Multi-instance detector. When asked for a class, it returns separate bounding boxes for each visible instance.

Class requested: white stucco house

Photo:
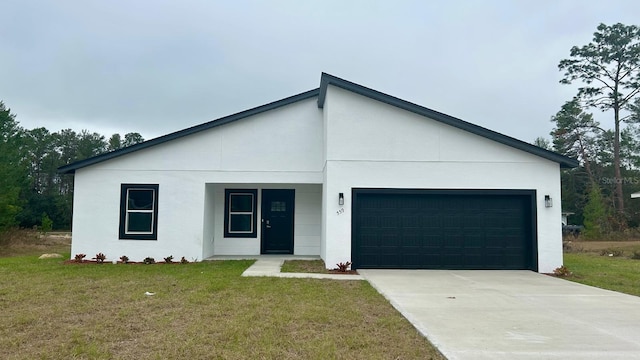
[59,73,578,272]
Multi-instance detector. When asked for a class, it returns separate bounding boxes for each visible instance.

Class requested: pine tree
[582,186,609,239]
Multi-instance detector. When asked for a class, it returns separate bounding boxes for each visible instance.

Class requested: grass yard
[563,253,640,297]
[562,239,640,297]
[0,240,443,359]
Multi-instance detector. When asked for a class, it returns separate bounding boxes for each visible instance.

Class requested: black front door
[261,189,295,254]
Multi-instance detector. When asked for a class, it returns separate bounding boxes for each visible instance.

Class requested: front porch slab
[213,256,364,280]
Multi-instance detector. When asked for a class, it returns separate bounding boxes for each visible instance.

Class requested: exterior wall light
[339,193,344,206]
[545,195,553,208]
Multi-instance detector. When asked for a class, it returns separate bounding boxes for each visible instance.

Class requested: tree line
[0,101,144,231]
[538,23,640,237]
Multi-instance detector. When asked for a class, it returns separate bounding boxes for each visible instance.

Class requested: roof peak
[317,73,577,169]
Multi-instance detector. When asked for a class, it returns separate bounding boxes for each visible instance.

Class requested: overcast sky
[1,1,639,143]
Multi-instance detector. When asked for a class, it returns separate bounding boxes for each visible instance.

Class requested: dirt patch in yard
[0,229,71,257]
[564,240,640,252]
[563,239,640,261]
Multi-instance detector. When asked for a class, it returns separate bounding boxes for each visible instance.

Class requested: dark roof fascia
[58,88,320,174]
[317,72,579,169]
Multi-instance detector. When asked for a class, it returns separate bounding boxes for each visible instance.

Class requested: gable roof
[58,89,319,174]
[318,73,578,169]
[59,73,578,174]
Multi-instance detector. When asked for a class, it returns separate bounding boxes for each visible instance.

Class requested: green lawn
[563,253,640,297]
[0,254,444,359]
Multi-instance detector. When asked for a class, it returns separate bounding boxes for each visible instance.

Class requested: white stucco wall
[321,85,562,273]
[71,169,206,262]
[70,98,323,262]
[91,98,324,173]
[202,184,216,259]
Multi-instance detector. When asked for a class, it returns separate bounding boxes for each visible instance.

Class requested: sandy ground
[0,230,71,256]
[564,239,640,251]
[40,232,72,243]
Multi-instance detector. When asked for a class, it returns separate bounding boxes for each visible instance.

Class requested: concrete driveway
[359,270,640,360]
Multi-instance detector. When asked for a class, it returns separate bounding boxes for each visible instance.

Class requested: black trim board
[58,73,578,174]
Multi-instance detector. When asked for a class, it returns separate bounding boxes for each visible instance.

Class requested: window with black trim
[119,184,159,240]
[224,189,257,238]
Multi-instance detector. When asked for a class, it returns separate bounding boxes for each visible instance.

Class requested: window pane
[128,212,153,232]
[271,201,286,212]
[128,189,154,210]
[229,214,252,232]
[230,194,253,212]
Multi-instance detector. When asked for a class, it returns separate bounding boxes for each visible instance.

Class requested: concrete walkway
[360,270,640,360]
[238,256,363,280]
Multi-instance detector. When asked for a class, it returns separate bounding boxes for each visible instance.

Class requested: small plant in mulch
[143,257,155,265]
[599,249,624,257]
[93,253,107,263]
[163,255,174,264]
[119,255,130,264]
[553,265,572,277]
[180,256,189,264]
[74,253,86,262]
[334,261,352,272]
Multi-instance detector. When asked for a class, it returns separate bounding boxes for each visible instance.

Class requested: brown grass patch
[0,229,71,257]
[570,240,640,252]
[563,239,640,259]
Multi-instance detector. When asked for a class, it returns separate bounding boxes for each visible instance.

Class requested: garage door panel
[353,190,536,270]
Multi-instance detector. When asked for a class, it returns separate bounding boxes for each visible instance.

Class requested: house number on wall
[336,208,345,215]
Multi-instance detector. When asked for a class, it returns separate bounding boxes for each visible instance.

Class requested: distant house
[561,212,575,226]
[58,73,578,272]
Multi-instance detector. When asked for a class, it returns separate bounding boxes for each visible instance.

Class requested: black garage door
[352,189,537,270]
